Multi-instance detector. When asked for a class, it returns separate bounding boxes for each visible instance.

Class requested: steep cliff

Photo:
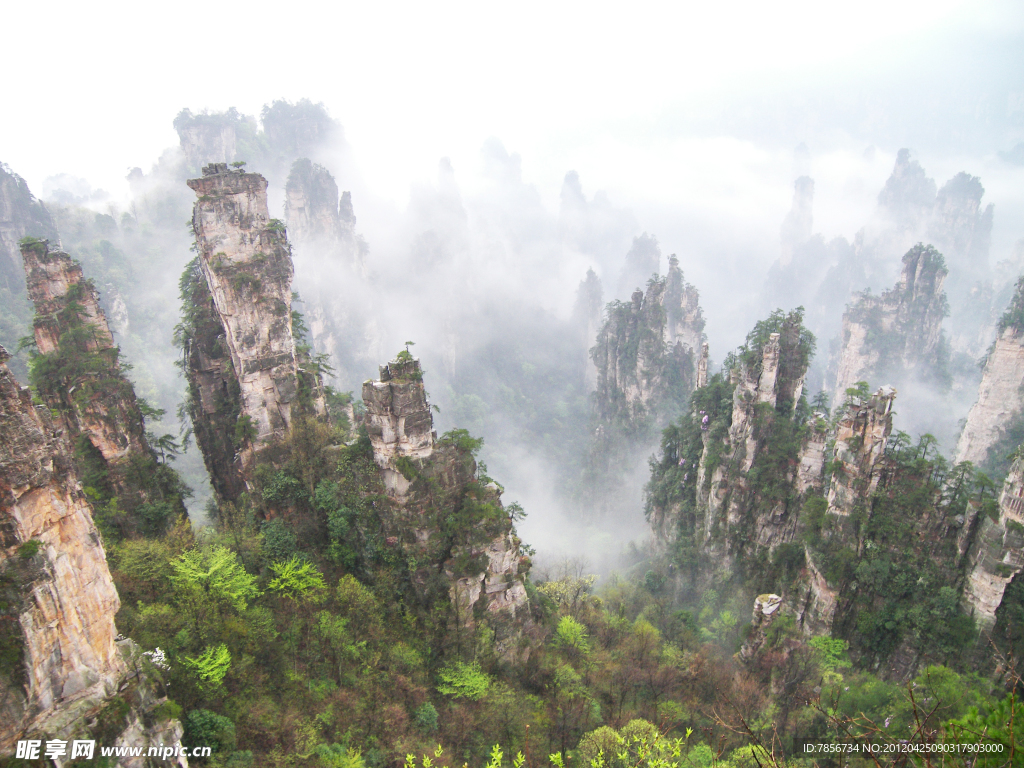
[698,312,812,560]
[572,268,603,391]
[20,239,187,538]
[174,100,340,186]
[955,277,1024,471]
[362,355,531,659]
[185,163,326,495]
[0,346,186,764]
[284,159,357,253]
[645,309,814,580]
[962,454,1024,630]
[830,244,949,404]
[173,109,258,174]
[285,158,378,390]
[0,165,56,380]
[646,305,995,677]
[825,387,897,518]
[592,258,705,436]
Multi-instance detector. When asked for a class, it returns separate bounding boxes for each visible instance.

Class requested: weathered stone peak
[955,284,1024,466]
[174,109,254,171]
[362,356,435,483]
[878,149,937,229]
[830,244,948,404]
[21,241,113,356]
[188,166,323,451]
[963,454,1024,630]
[285,158,355,245]
[0,347,187,759]
[780,176,813,266]
[592,265,705,435]
[826,387,896,517]
[664,254,705,356]
[20,240,150,466]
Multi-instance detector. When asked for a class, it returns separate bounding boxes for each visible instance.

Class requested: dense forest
[1,82,1023,768]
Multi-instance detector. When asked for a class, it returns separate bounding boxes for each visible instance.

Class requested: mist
[1,0,1022,572]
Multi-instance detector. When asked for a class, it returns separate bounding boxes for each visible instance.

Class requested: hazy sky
[5,0,1021,214]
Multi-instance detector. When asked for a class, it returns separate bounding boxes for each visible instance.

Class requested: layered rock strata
[362,356,531,659]
[955,324,1024,466]
[362,357,436,501]
[963,456,1024,630]
[0,346,186,763]
[20,241,160,503]
[592,260,705,435]
[826,387,897,517]
[831,244,948,404]
[697,328,808,555]
[0,164,55,298]
[187,164,325,455]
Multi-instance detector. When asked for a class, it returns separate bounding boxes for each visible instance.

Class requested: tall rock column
[0,345,124,747]
[0,345,187,762]
[362,356,436,501]
[695,311,812,561]
[188,163,324,452]
[362,355,532,660]
[956,280,1024,467]
[963,455,1024,630]
[20,240,149,464]
[830,244,948,405]
[826,387,896,518]
[592,264,705,436]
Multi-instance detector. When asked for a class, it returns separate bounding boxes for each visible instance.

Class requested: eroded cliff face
[285,158,380,391]
[963,456,1024,630]
[173,109,253,172]
[285,159,357,255]
[0,347,186,764]
[826,387,896,517]
[697,324,808,560]
[187,163,325,478]
[1,165,55,297]
[362,357,436,500]
[0,168,57,381]
[592,258,705,435]
[362,357,531,659]
[0,345,123,747]
[955,292,1024,468]
[830,244,948,404]
[176,258,248,501]
[572,268,603,391]
[21,241,149,464]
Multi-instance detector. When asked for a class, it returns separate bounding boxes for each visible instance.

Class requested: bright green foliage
[437,661,491,700]
[438,428,484,455]
[808,636,851,673]
[570,719,693,768]
[184,644,232,690]
[555,616,591,657]
[314,743,367,768]
[170,546,261,611]
[268,556,328,604]
[946,691,1024,765]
